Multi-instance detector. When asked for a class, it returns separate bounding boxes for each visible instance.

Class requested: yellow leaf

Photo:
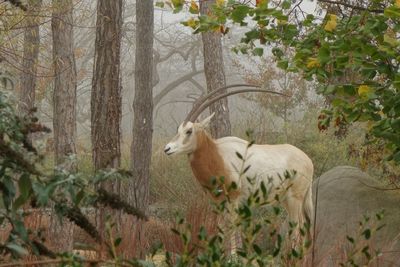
[187,18,197,28]
[358,85,373,96]
[190,0,199,12]
[216,0,225,7]
[396,0,400,7]
[256,0,268,7]
[378,110,385,118]
[277,19,287,25]
[324,14,337,32]
[367,121,374,130]
[306,58,320,69]
[384,33,398,46]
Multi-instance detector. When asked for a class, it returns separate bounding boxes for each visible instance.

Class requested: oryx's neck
[189,131,238,199]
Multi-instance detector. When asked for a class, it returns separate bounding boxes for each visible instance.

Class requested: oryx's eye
[186,129,193,135]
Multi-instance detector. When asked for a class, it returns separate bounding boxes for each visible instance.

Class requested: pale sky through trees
[155,0,318,24]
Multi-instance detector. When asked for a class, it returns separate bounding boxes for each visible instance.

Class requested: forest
[0,0,400,266]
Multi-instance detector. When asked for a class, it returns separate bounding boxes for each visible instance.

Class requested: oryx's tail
[302,185,313,238]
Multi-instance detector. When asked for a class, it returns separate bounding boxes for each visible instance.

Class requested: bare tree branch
[153,69,204,106]
[317,0,384,13]
[188,77,206,94]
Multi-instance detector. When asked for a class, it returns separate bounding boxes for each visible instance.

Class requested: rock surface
[312,166,400,266]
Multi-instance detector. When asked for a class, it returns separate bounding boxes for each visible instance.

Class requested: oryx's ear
[200,112,215,128]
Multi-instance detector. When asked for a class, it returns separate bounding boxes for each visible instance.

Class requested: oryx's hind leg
[284,190,308,248]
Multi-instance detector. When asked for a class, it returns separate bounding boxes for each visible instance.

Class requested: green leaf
[362,229,371,240]
[384,6,400,19]
[318,46,330,64]
[198,226,207,241]
[277,60,288,70]
[32,182,57,206]
[74,189,85,205]
[240,204,251,218]
[14,220,28,241]
[135,260,157,267]
[14,174,32,210]
[231,5,250,23]
[260,181,267,197]
[346,235,355,244]
[155,1,164,8]
[114,237,122,247]
[243,165,251,174]
[253,47,264,56]
[6,243,28,256]
[272,47,284,59]
[291,248,299,258]
[235,151,243,160]
[253,243,262,255]
[281,0,291,9]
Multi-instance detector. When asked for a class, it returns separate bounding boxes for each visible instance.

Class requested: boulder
[313,166,400,266]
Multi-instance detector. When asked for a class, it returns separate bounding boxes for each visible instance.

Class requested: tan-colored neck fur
[189,130,239,200]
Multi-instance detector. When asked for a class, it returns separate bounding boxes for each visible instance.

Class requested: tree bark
[200,0,231,138]
[129,1,154,257]
[47,0,77,253]
[131,0,154,212]
[19,0,42,115]
[91,0,124,258]
[91,0,122,170]
[52,0,77,168]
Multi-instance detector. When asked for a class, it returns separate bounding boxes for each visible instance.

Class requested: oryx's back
[215,136,314,187]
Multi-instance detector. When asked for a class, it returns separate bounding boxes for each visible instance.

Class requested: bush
[0,92,146,263]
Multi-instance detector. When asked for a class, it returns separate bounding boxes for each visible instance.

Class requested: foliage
[236,56,310,123]
[3,0,27,11]
[159,0,400,163]
[164,186,308,267]
[154,151,387,267]
[0,92,145,261]
[0,92,391,266]
[340,211,386,267]
[159,190,386,267]
[231,54,400,182]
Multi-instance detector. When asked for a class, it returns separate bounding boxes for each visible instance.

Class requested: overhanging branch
[317,0,384,13]
[153,69,204,106]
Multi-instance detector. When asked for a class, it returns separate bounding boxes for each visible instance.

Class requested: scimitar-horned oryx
[164,84,314,245]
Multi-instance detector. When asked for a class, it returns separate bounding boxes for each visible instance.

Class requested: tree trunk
[19,0,42,115]
[91,0,122,170]
[91,0,123,258]
[47,0,77,253]
[131,0,154,212]
[200,0,231,138]
[130,0,154,257]
[52,0,77,168]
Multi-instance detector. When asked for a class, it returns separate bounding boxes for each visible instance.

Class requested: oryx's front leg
[219,201,242,256]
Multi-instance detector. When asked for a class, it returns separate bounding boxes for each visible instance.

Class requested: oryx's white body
[164,115,314,228]
[216,137,313,220]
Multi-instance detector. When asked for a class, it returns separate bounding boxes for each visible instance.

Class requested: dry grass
[138,195,219,256]
[3,112,399,265]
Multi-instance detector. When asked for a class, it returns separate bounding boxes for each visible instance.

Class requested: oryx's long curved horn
[184,84,260,124]
[184,85,288,123]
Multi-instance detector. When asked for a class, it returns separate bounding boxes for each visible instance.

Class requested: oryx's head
[163,84,286,156]
[164,113,214,155]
